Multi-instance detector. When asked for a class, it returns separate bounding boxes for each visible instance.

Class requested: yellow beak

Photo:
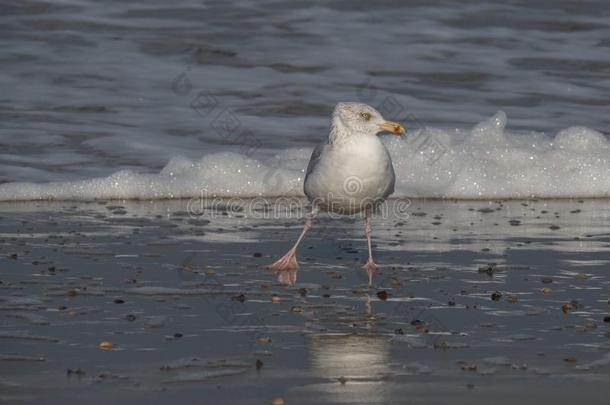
[378,121,406,135]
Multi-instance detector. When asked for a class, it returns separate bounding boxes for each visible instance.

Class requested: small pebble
[478,263,497,275]
[231,294,247,302]
[460,363,478,371]
[390,279,402,288]
[257,337,272,345]
[376,290,388,301]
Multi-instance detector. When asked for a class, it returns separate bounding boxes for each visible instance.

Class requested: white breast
[304,136,395,214]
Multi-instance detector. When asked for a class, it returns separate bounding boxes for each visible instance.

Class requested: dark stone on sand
[174,333,183,338]
[603,316,610,323]
[491,291,502,301]
[541,277,553,284]
[448,301,456,306]
[298,288,308,296]
[256,359,263,370]
[114,299,125,304]
[253,252,262,258]
[231,294,247,302]
[376,290,388,301]
[394,328,405,335]
[124,314,137,322]
[67,368,85,376]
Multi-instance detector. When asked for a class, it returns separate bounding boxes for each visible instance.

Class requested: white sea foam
[0,112,608,201]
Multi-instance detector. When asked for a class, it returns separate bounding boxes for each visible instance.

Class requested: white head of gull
[269,102,405,285]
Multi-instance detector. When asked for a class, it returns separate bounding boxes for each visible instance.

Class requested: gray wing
[304,142,328,183]
[383,163,396,198]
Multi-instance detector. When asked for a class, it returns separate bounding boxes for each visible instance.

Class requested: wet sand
[1,198,610,404]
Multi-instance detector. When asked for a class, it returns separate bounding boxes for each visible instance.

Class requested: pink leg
[362,212,377,285]
[268,215,313,272]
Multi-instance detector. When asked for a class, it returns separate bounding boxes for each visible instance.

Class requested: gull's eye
[360,112,371,121]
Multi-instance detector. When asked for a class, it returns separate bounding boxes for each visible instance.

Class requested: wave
[0,111,608,201]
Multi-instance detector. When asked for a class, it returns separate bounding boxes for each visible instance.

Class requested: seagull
[269,102,405,284]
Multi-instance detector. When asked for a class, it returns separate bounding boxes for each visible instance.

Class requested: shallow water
[1,199,609,403]
[1,0,610,199]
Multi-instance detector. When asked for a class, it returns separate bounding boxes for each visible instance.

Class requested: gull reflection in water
[276,267,297,285]
[305,295,393,403]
